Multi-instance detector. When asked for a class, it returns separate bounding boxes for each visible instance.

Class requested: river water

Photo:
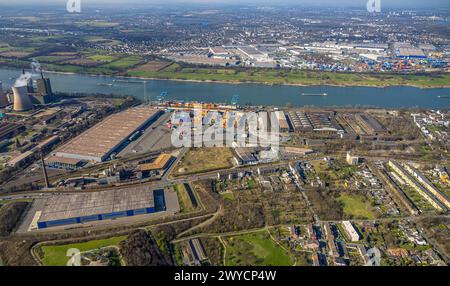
[1,68,449,109]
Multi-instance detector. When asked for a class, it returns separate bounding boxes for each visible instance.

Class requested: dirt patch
[0,51,31,59]
[62,58,101,67]
[0,238,37,266]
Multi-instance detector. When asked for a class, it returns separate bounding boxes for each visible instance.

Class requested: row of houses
[388,161,449,212]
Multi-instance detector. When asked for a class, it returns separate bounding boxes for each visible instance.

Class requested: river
[1,68,449,109]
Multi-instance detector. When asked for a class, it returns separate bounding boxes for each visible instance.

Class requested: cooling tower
[0,82,9,108]
[12,86,33,112]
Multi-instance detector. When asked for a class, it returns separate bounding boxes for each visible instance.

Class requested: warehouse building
[138,154,174,178]
[272,111,289,132]
[287,111,342,132]
[355,114,388,135]
[36,187,167,229]
[54,107,163,162]
[394,42,427,59]
[287,111,313,132]
[234,147,259,165]
[7,135,59,168]
[45,156,87,170]
[0,123,25,141]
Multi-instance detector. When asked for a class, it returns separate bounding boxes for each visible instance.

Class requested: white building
[342,221,361,242]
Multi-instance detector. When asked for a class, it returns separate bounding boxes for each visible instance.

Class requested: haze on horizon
[0,0,449,9]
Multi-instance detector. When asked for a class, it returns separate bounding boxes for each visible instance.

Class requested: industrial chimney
[0,81,9,108]
[12,86,33,112]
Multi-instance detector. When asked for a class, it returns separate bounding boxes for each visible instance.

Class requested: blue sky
[0,0,448,8]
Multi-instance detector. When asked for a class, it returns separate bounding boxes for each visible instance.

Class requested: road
[0,159,293,199]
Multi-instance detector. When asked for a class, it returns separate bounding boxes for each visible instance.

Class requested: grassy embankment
[1,56,449,87]
[127,63,450,88]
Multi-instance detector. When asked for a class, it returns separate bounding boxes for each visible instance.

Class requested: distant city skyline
[0,0,449,9]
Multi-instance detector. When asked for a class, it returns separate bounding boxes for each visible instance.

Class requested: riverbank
[1,59,449,88]
[22,66,450,89]
[123,64,450,89]
[1,66,449,109]
[119,74,450,89]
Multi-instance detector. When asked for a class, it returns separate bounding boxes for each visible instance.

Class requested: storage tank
[0,81,9,107]
[12,86,33,111]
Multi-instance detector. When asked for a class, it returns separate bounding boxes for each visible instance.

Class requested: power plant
[33,71,54,104]
[12,85,34,112]
[0,81,9,108]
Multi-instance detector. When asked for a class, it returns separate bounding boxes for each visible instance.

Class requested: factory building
[138,154,174,178]
[234,147,258,165]
[45,156,87,170]
[389,161,447,212]
[0,82,9,107]
[36,187,167,229]
[342,221,361,242]
[287,111,342,132]
[209,46,229,58]
[238,46,270,62]
[308,112,342,132]
[287,111,313,132]
[272,111,289,132]
[0,123,25,141]
[355,114,388,135]
[139,154,173,171]
[54,107,163,162]
[394,42,427,59]
[6,150,35,168]
[32,72,54,104]
[7,135,59,168]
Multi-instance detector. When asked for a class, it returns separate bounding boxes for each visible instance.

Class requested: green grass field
[103,56,143,70]
[225,231,293,266]
[40,236,126,266]
[87,54,119,62]
[221,192,236,202]
[127,65,450,88]
[337,193,376,220]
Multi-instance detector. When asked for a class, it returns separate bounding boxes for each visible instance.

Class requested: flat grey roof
[38,186,156,222]
[55,107,160,161]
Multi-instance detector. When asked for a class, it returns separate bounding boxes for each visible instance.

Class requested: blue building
[36,187,166,229]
